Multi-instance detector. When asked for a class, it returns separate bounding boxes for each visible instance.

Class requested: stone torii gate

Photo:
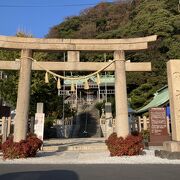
[0,35,157,142]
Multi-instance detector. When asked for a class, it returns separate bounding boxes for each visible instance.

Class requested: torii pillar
[114,50,129,137]
[14,49,32,142]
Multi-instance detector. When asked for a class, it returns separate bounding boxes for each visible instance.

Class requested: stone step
[43,138,107,152]
[43,144,108,152]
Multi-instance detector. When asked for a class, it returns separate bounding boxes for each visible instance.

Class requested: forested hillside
[47,0,180,109]
[0,0,179,114]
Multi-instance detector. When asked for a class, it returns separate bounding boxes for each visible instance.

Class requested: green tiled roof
[137,86,169,113]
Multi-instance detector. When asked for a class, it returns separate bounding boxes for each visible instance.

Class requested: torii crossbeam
[0,35,157,142]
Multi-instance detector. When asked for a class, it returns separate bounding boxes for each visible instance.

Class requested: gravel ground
[1,150,180,164]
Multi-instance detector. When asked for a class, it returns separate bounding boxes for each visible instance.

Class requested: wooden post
[143,116,148,130]
[2,117,7,143]
[1,117,5,136]
[7,116,11,136]
[138,116,142,132]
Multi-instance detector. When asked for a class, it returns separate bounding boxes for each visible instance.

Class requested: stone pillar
[114,51,129,138]
[167,60,180,141]
[36,102,44,113]
[34,102,45,141]
[14,49,32,142]
[166,116,170,135]
[105,102,113,138]
[163,60,180,152]
[34,103,44,134]
[138,117,142,132]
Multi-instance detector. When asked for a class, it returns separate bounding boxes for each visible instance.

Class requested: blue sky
[0,0,114,38]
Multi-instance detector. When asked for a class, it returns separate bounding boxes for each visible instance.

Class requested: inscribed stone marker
[149,107,170,146]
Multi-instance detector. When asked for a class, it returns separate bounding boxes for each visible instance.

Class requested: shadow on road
[0,170,79,180]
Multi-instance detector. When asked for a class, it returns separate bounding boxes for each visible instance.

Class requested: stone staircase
[78,103,101,138]
[71,101,101,138]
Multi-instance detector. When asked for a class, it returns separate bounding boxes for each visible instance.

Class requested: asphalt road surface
[0,164,180,180]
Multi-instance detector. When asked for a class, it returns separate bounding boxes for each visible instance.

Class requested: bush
[44,117,54,129]
[1,134,43,159]
[105,133,144,156]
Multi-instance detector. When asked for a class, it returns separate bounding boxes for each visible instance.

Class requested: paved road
[0,164,180,180]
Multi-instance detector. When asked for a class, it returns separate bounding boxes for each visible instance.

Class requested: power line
[0,2,114,8]
[0,4,95,8]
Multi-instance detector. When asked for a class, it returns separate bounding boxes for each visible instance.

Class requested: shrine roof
[136,85,169,113]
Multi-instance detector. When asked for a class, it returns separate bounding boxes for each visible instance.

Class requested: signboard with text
[150,108,167,136]
[149,107,171,145]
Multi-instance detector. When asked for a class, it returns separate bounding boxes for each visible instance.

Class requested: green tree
[1,0,180,112]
